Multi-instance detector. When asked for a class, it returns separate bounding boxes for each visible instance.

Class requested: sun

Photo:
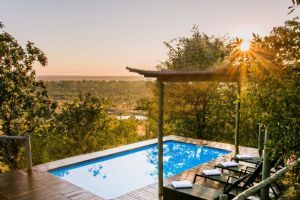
[240,40,250,51]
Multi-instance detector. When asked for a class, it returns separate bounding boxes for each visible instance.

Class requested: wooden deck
[0,136,258,200]
[0,170,104,200]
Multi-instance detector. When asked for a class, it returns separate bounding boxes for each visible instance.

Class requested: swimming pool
[50,140,230,199]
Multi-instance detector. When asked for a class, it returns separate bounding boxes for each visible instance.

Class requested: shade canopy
[126,66,240,83]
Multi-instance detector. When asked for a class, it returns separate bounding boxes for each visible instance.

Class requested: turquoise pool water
[49,140,230,199]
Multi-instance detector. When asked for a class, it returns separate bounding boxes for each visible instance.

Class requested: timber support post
[234,81,241,155]
[261,126,271,200]
[25,133,33,172]
[158,81,164,199]
[258,123,264,157]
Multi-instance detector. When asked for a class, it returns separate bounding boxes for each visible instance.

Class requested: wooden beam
[157,74,238,82]
[0,135,25,140]
[158,81,164,199]
[126,67,239,83]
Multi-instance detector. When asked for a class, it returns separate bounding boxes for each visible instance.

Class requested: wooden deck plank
[0,192,10,200]
[0,170,102,200]
[12,186,68,200]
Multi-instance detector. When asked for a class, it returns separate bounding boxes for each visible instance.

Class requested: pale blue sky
[0,0,299,76]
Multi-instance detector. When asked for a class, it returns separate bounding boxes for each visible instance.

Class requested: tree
[44,93,111,160]
[158,26,227,71]
[242,18,300,198]
[146,27,236,140]
[288,0,300,14]
[39,92,140,162]
[0,22,56,170]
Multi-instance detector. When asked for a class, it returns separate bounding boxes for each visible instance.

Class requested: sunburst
[240,40,250,52]
[223,37,282,96]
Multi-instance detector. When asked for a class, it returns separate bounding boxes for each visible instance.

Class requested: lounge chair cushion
[171,180,193,189]
[220,161,239,167]
[236,154,255,159]
[202,169,221,176]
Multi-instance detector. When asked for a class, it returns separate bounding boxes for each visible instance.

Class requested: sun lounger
[214,161,256,174]
[164,173,253,200]
[164,183,222,200]
[193,162,263,186]
[232,154,262,165]
[198,159,281,199]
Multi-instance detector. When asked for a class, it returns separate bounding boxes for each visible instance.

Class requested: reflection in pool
[50,140,229,199]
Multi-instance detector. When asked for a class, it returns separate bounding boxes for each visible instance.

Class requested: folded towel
[220,161,239,167]
[236,154,255,159]
[202,169,221,176]
[171,180,193,189]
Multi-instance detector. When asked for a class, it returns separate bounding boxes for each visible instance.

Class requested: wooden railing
[0,134,32,171]
[232,158,300,200]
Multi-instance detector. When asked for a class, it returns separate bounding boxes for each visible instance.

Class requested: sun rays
[240,40,250,51]
[225,38,281,74]
[222,37,282,96]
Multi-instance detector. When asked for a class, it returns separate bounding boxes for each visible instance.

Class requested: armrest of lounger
[225,175,239,184]
[239,168,249,177]
[193,174,203,183]
[245,166,256,171]
[193,173,212,183]
[214,164,224,172]
[193,172,218,182]
[193,173,225,184]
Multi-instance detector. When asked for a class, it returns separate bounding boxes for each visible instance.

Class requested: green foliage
[243,18,300,154]
[0,23,56,169]
[32,93,140,163]
[49,93,110,158]
[282,163,300,199]
[158,26,227,71]
[243,18,300,197]
[159,82,236,141]
[146,28,236,143]
[136,98,152,111]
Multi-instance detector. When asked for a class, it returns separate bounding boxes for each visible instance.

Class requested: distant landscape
[43,78,154,115]
[37,75,148,82]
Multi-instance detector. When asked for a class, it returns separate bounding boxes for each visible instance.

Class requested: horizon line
[37,75,142,77]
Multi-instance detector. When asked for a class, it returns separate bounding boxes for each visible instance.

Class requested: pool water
[50,140,230,199]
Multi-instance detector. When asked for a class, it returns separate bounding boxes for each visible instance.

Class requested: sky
[0,0,299,76]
